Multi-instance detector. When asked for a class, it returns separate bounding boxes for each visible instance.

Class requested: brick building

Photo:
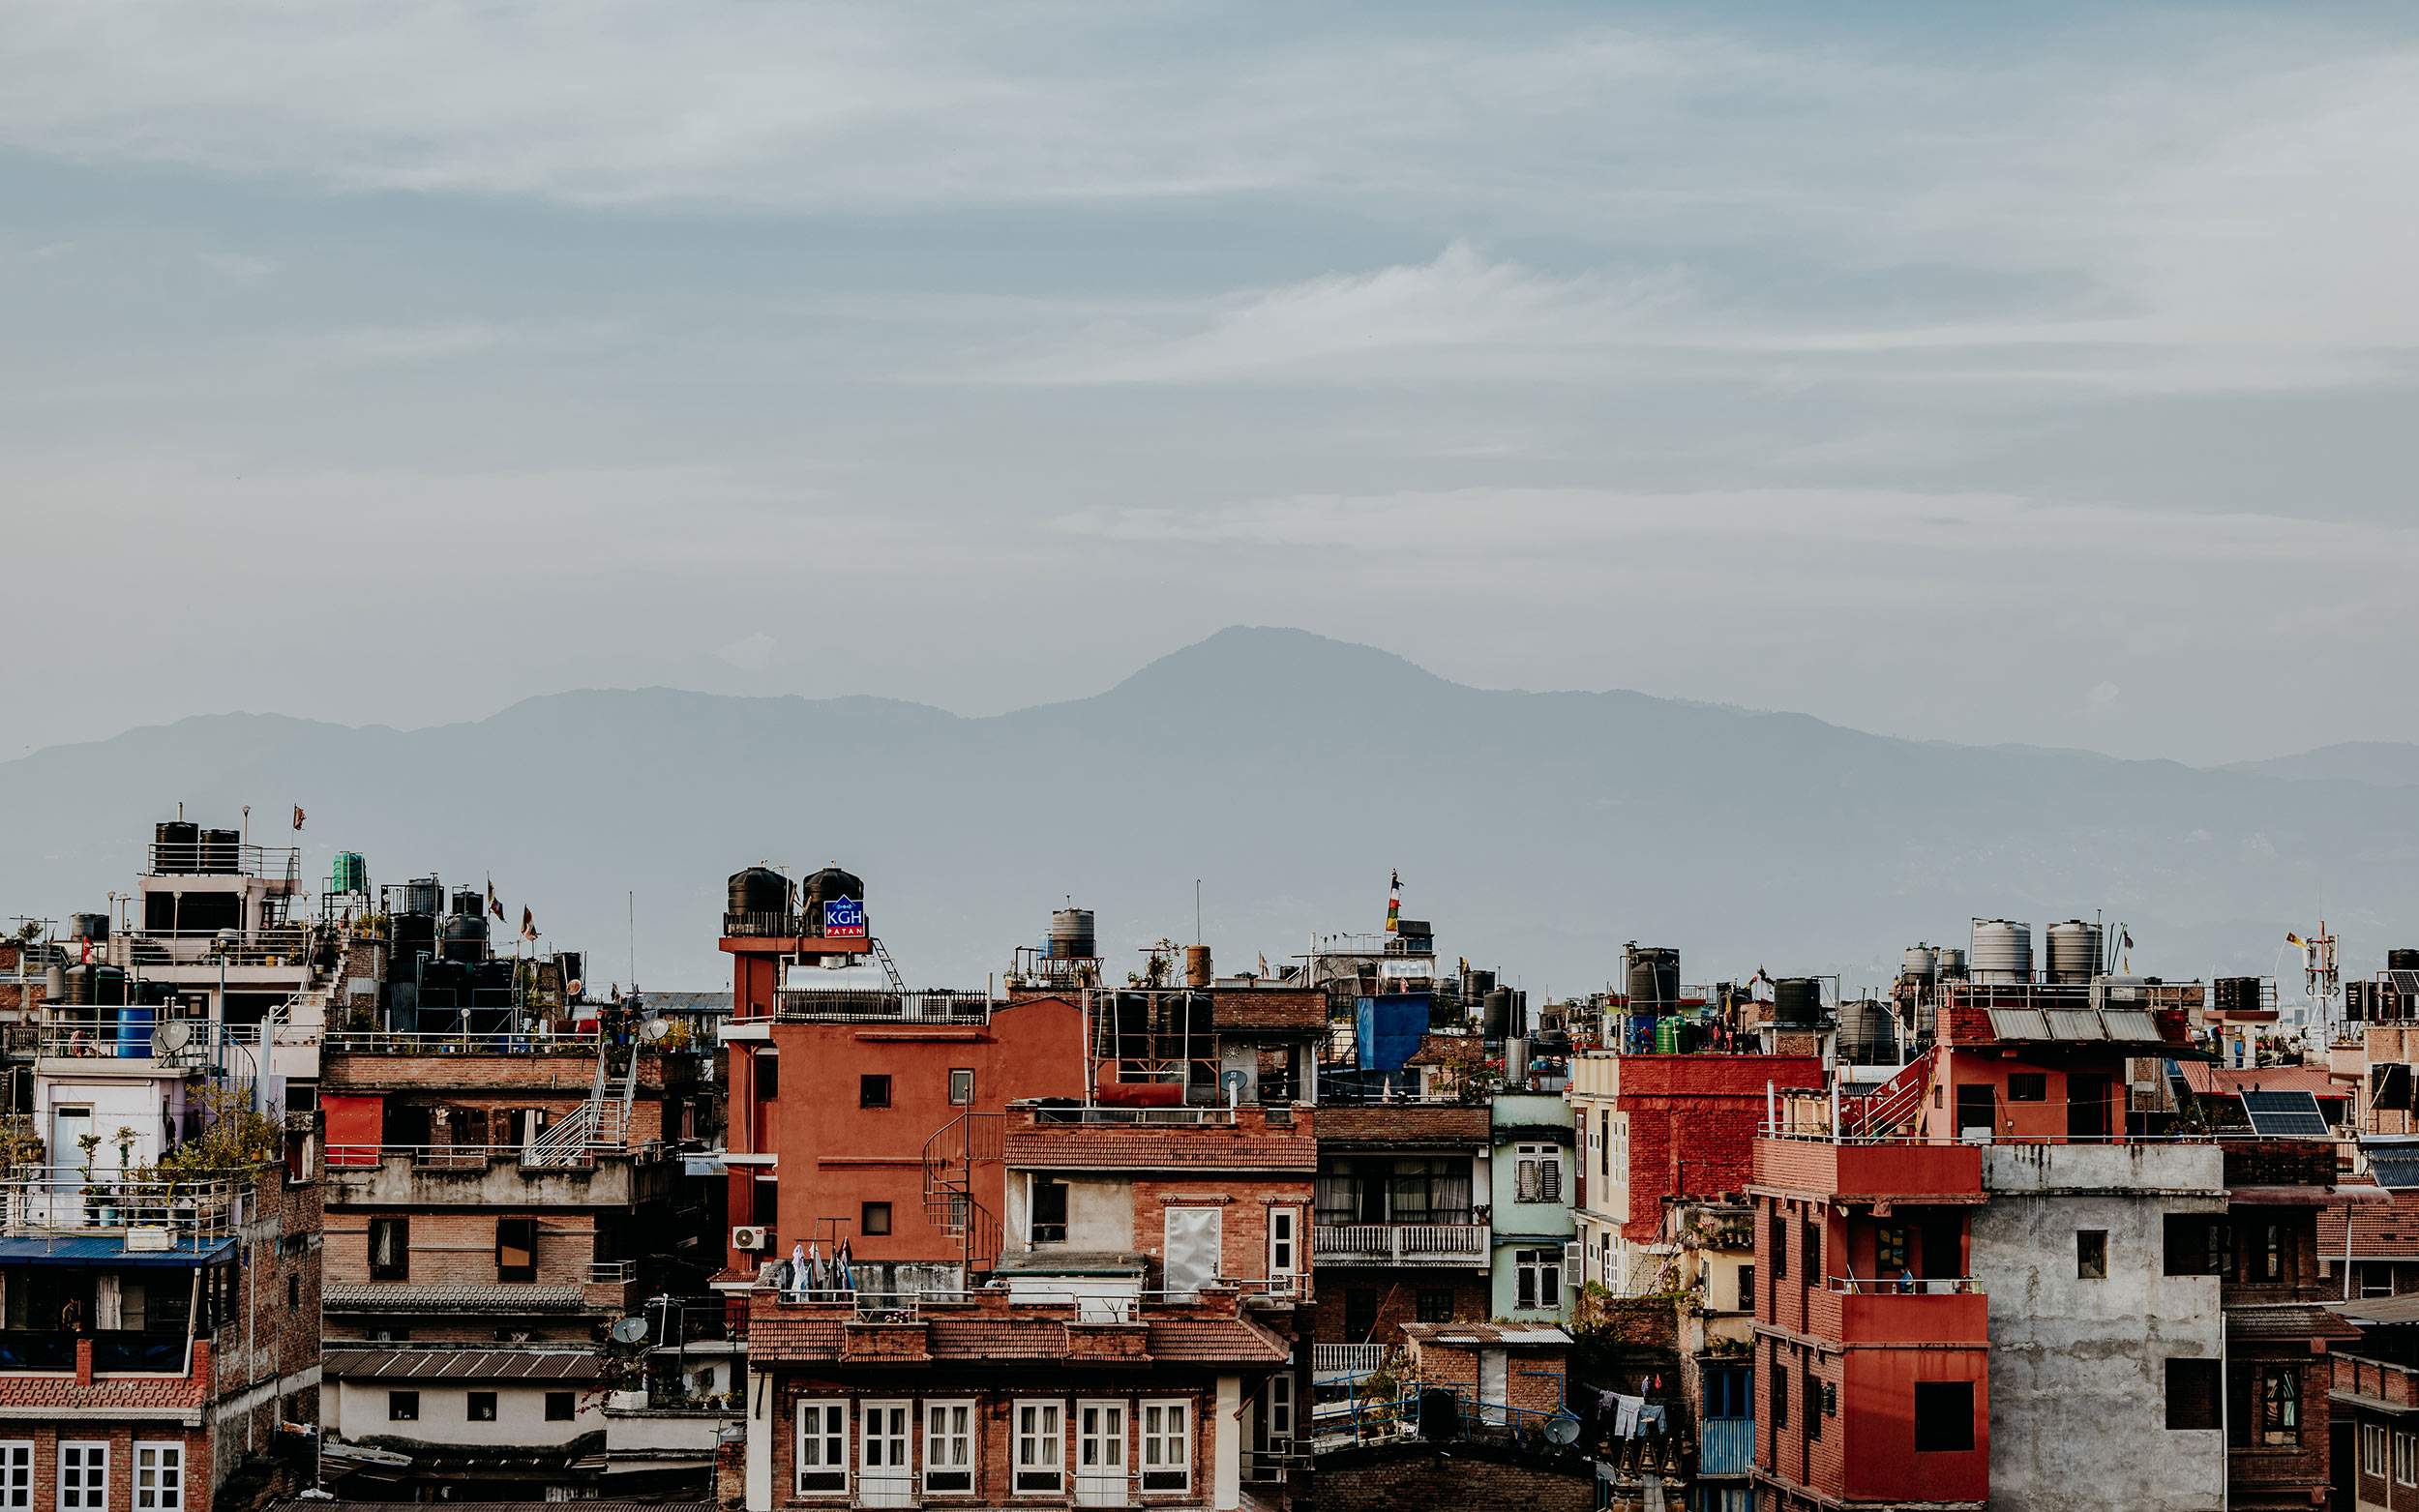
[0,1162,322,1512]
[1308,1103,1491,1348]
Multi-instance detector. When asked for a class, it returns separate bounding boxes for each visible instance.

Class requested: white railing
[0,1170,247,1242]
[1313,1224,1487,1262]
[1314,1344,1387,1378]
[588,1260,636,1284]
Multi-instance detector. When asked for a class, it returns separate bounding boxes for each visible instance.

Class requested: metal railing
[588,1260,636,1284]
[767,989,992,1024]
[322,1029,607,1056]
[0,1169,248,1241]
[1025,1105,1239,1126]
[1830,1275,1982,1295]
[1313,1223,1488,1261]
[324,1143,565,1168]
[145,842,301,879]
[1314,1343,1388,1378]
[768,1285,1259,1321]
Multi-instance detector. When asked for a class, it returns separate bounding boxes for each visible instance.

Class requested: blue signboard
[821,897,868,938]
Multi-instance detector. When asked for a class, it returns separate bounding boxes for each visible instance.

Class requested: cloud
[716,632,776,671]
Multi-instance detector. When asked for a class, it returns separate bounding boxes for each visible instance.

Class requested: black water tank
[2213,977,2262,1016]
[2391,949,2419,973]
[801,866,864,911]
[198,829,240,874]
[1772,978,1821,1025]
[441,914,490,964]
[1483,988,1512,1039]
[403,877,442,917]
[62,964,96,1006]
[155,821,198,872]
[391,912,437,962]
[728,867,791,915]
[451,887,482,918]
[1628,947,1679,1010]
[93,966,126,1007]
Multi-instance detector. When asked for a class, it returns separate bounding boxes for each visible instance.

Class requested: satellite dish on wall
[640,1018,672,1043]
[151,1021,193,1054]
[609,1316,650,1345]
[1543,1415,1581,1445]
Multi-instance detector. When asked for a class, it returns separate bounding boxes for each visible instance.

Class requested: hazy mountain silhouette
[2222,741,2419,788]
[1,626,2412,997]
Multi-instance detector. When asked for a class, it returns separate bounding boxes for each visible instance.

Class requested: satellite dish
[566,979,584,998]
[640,1018,672,1043]
[1221,1069,1249,1093]
[1542,1415,1581,1445]
[609,1316,650,1345]
[152,1021,193,1054]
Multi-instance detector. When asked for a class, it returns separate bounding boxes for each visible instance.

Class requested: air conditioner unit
[732,1226,768,1252]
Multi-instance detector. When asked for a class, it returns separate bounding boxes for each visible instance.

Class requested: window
[1269,1207,1298,1282]
[369,1216,408,1281]
[1612,1117,1629,1184]
[796,1402,847,1494]
[1802,1220,1821,1286]
[756,1054,779,1099]
[2361,1422,2386,1476]
[1772,1368,1788,1431]
[1515,1248,1562,1311]
[1705,1366,1752,1420]
[2399,1429,2418,1487]
[2077,1230,2107,1280]
[1605,1241,1623,1293]
[1772,1212,1788,1282]
[2258,1223,2285,1282]
[2165,1358,2221,1430]
[860,1075,891,1109]
[2163,1215,2227,1276]
[389,1391,420,1422]
[1874,1225,1906,1273]
[862,1201,892,1237]
[0,1441,28,1512]
[1912,1381,1973,1453]
[496,1217,537,1282]
[2008,1073,2047,1102]
[1598,1111,1609,1175]
[1737,1264,1754,1312]
[56,1444,105,1512]
[1030,1180,1068,1243]
[1515,1144,1563,1203]
[1417,1289,1454,1323]
[467,1392,497,1422]
[925,1402,975,1495]
[2260,1365,2300,1445]
[948,1069,974,1106]
[1142,1401,1190,1493]
[287,1274,300,1310]
[546,1391,576,1422]
[1015,1400,1064,1493]
[1805,1371,1822,1440]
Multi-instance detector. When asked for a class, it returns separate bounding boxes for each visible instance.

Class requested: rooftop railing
[144,842,302,880]
[0,1169,249,1242]
[766,989,992,1024]
[1830,1275,1982,1295]
[1023,1105,1239,1126]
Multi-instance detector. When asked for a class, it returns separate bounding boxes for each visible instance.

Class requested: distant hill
[2223,741,2419,788]
[0,626,2412,995]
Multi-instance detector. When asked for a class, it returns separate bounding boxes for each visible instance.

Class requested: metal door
[1075,1401,1126,1507]
[857,1400,911,1508]
[1479,1349,1509,1426]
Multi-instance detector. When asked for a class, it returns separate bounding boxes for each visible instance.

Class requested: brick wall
[1127,1176,1312,1288]
[323,1208,597,1288]
[1407,1342,1567,1419]
[1301,1272,1489,1346]
[1308,1440,1594,1512]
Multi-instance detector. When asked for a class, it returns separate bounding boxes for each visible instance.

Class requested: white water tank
[2046,921,2102,985]
[1971,920,2033,984]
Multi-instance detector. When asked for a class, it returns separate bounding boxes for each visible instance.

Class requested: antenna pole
[628,892,637,993]
[1195,880,1201,946]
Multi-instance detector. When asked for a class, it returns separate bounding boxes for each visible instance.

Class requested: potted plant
[77,1132,103,1225]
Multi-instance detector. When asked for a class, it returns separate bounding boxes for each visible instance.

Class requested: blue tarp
[1357,993,1427,1072]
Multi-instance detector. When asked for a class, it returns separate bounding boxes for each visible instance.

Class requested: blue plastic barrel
[118,1006,156,1058]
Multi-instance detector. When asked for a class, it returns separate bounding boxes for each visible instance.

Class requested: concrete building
[1486,1092,1573,1322]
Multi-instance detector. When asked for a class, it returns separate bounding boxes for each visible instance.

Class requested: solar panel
[2241,1089,2331,1138]
[2371,1153,2419,1191]
[2392,970,2419,996]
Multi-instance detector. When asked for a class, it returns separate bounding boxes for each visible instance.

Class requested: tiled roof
[276,1503,706,1512]
[1406,1034,1485,1069]
[748,1310,1290,1367]
[323,1285,589,1315]
[1315,1104,1489,1147]
[323,1348,602,1381]
[2182,1064,2348,1100]
[745,1315,847,1358]
[2222,1304,2362,1343]
[2319,1188,2419,1258]
[1144,1316,1291,1364]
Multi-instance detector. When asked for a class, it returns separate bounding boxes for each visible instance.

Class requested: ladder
[525,1039,638,1166]
[869,937,908,995]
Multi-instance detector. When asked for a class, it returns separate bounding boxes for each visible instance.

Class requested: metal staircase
[525,1040,638,1166]
[920,1112,1004,1273]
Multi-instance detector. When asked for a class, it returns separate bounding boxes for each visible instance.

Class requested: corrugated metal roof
[2330,1293,2419,1326]
[0,1235,235,1266]
[322,1348,603,1381]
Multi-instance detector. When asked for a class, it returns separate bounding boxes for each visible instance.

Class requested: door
[1479,1349,1509,1426]
[2069,1075,2110,1140]
[1268,1208,1298,1295]
[51,1107,91,1201]
[1075,1401,1126,1506]
[1163,1208,1222,1300]
[857,1400,911,1508]
[1955,1084,1996,1141]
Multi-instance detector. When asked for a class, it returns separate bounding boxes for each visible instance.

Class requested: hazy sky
[5,3,2416,765]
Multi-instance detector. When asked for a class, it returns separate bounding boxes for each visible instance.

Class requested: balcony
[146,840,300,879]
[767,989,991,1024]
[0,1170,247,1247]
[1313,1223,1488,1266]
[322,1146,677,1207]
[1807,1277,1989,1346]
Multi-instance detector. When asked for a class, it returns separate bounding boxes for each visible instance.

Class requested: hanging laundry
[1613,1393,1644,1438]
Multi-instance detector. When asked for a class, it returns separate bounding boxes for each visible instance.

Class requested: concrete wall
[332,1375,602,1446]
[1973,1143,2226,1512]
